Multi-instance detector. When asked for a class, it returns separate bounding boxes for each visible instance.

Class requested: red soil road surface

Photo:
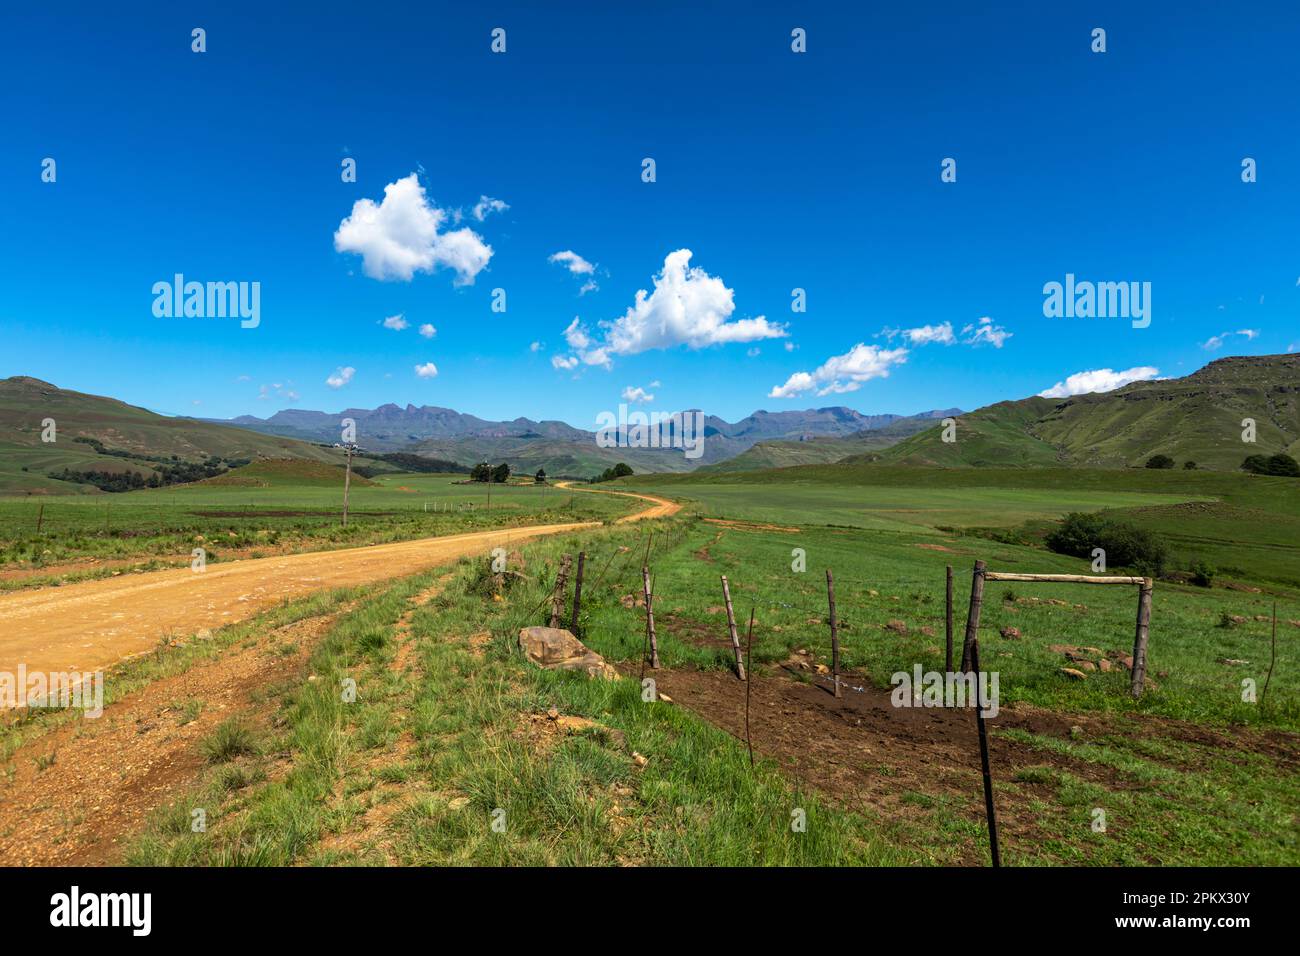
[0,523,605,677]
[0,489,679,678]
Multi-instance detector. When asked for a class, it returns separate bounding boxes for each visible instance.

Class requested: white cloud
[621,385,655,404]
[880,322,955,346]
[961,316,1011,348]
[326,366,356,389]
[382,314,408,331]
[554,249,786,370]
[1037,366,1160,399]
[418,323,436,338]
[333,173,493,284]
[768,343,908,399]
[472,196,509,221]
[551,355,579,371]
[549,250,596,275]
[258,383,299,403]
[747,347,761,357]
[529,341,543,352]
[414,362,438,378]
[1202,328,1258,350]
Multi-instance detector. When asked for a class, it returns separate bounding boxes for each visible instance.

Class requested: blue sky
[2,1,1297,427]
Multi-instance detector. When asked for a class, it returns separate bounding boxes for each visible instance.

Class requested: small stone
[999,626,1021,640]
[884,619,908,635]
[632,752,648,768]
[1060,667,1088,681]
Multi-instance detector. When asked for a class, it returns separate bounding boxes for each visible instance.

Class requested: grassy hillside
[0,377,348,494]
[622,463,1300,588]
[870,354,1299,470]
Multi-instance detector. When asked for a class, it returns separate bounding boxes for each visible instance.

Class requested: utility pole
[339,442,358,527]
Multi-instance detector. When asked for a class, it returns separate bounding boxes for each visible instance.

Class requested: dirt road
[0,521,603,677]
[556,483,681,522]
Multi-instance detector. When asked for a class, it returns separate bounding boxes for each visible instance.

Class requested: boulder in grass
[999,626,1021,640]
[1060,667,1089,681]
[518,627,619,680]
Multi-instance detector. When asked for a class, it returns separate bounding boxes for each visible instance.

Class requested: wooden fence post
[1130,577,1153,698]
[960,560,987,673]
[720,575,747,680]
[945,565,954,672]
[826,569,841,698]
[570,551,585,634]
[549,554,572,628]
[744,608,756,767]
[36,503,44,535]
[643,566,659,668]
[970,638,1000,867]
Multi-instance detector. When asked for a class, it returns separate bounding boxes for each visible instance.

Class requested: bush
[1242,453,1300,477]
[1183,461,1196,470]
[1144,454,1175,469]
[1188,559,1215,588]
[1045,512,1168,576]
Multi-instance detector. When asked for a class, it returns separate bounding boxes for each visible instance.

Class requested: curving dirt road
[0,521,604,678]
[555,482,681,522]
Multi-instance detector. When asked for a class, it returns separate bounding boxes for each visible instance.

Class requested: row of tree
[469,462,511,483]
[1143,452,1299,476]
[589,462,633,483]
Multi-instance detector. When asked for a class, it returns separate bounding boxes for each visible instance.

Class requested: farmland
[0,463,631,589]
[1,460,1295,866]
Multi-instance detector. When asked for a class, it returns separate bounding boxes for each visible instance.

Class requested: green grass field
[0,465,630,587]
[115,513,1296,866]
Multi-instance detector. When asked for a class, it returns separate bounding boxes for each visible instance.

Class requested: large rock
[518,627,619,680]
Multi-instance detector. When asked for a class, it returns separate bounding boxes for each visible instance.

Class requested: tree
[1183,461,1196,470]
[1144,454,1175,469]
[534,468,546,484]
[470,462,491,482]
[492,462,511,484]
[1242,453,1300,477]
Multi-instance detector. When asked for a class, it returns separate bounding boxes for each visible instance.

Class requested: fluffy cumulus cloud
[768,343,908,399]
[418,323,436,339]
[333,174,493,284]
[621,385,655,404]
[554,249,785,371]
[414,362,438,379]
[382,314,408,331]
[1037,366,1160,399]
[326,366,356,389]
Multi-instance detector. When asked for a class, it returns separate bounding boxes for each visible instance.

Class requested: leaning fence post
[36,503,45,535]
[720,575,747,680]
[570,551,586,634]
[1130,577,1153,698]
[826,569,841,698]
[945,565,954,672]
[960,560,987,673]
[643,566,659,668]
[970,638,1001,867]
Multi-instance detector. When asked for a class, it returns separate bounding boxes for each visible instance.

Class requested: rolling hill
[861,354,1300,470]
[0,377,348,494]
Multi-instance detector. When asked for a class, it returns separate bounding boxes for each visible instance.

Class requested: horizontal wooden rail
[984,572,1148,586]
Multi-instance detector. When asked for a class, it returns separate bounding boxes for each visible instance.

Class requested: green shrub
[1188,560,1215,588]
[1045,512,1168,576]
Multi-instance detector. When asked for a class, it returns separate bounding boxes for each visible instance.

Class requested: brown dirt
[0,521,601,677]
[0,608,344,865]
[556,483,681,522]
[703,518,801,533]
[619,661,1300,862]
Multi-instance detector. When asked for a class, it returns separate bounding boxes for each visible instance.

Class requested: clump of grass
[34,751,56,772]
[202,719,258,764]
[174,698,204,726]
